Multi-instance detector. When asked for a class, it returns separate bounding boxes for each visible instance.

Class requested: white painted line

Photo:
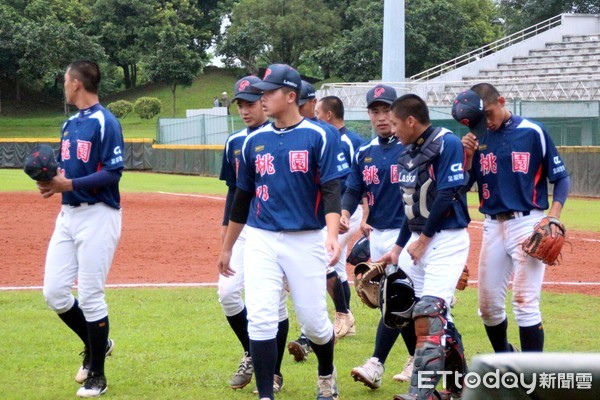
[157,191,225,201]
[3,280,600,291]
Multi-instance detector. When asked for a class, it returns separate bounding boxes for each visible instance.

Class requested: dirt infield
[2,192,599,296]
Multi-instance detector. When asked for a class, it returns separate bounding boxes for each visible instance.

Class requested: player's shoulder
[227,127,249,142]
[356,137,378,156]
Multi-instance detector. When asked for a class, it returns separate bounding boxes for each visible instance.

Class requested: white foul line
[157,191,225,201]
[3,280,600,291]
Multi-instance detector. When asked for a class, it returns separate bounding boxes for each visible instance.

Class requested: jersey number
[256,185,270,201]
[482,183,490,200]
[366,192,375,206]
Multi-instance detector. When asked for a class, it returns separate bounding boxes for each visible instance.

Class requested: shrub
[106,100,134,119]
[134,97,162,119]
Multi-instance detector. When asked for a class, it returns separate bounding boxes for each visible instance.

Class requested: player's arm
[221,185,235,241]
[218,187,253,276]
[548,175,570,220]
[321,179,342,266]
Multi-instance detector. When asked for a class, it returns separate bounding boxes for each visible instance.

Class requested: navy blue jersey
[470,114,569,215]
[237,118,349,231]
[219,121,270,188]
[59,104,124,209]
[345,136,406,229]
[339,126,365,169]
[428,130,470,230]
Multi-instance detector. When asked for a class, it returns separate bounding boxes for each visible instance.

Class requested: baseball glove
[353,261,386,309]
[455,265,469,291]
[522,217,566,266]
[23,144,58,182]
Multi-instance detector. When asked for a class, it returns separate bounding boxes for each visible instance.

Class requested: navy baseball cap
[452,90,487,136]
[366,84,397,107]
[252,64,301,91]
[299,80,316,106]
[233,76,263,102]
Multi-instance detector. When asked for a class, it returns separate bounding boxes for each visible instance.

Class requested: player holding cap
[218,64,348,400]
[217,76,289,393]
[455,84,570,353]
[38,60,123,398]
[343,84,417,389]
[383,94,470,400]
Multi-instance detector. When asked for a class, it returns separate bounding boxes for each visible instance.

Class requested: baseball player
[342,84,417,389]
[37,61,123,398]
[458,84,570,353]
[383,94,470,400]
[217,64,348,400]
[286,86,362,363]
[217,76,289,392]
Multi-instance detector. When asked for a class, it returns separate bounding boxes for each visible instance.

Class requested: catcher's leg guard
[409,296,447,398]
[443,321,467,396]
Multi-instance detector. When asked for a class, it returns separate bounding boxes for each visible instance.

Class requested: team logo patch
[263,68,272,80]
[374,87,385,98]
[255,145,264,152]
[511,152,530,173]
[289,150,309,173]
[76,140,92,163]
[234,149,241,155]
[364,157,372,163]
[256,153,275,176]
[61,139,71,160]
[239,80,250,92]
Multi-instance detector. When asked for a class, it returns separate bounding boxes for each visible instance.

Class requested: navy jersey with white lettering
[59,104,124,209]
[470,115,569,215]
[237,118,349,231]
[345,136,406,229]
[219,121,270,188]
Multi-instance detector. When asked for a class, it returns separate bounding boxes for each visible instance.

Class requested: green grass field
[2,170,600,399]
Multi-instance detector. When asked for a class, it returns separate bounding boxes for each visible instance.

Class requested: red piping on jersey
[314,171,322,216]
[532,164,543,207]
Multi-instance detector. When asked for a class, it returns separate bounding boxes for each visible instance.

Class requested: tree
[144,6,205,116]
[217,0,340,71]
[498,0,599,33]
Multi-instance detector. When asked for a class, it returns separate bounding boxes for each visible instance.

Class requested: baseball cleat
[393,355,414,382]
[317,366,338,400]
[334,311,356,339]
[351,357,384,389]
[287,335,311,362]
[253,374,284,394]
[75,339,115,384]
[229,351,253,389]
[76,372,107,398]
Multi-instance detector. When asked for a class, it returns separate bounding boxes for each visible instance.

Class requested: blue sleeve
[318,127,349,184]
[436,134,466,191]
[237,138,255,193]
[72,169,121,191]
[552,175,570,206]
[395,217,411,248]
[543,129,569,183]
[100,113,125,172]
[344,152,366,193]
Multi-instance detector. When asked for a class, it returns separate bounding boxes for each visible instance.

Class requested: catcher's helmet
[347,236,370,265]
[380,268,416,329]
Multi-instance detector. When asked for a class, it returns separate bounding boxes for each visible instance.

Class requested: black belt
[67,202,96,208]
[489,210,530,221]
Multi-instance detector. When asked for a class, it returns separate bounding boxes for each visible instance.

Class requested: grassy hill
[0,67,242,139]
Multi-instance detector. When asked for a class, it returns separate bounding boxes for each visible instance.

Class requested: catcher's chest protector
[397,128,445,231]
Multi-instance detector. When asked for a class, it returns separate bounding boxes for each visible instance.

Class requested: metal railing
[409,14,564,81]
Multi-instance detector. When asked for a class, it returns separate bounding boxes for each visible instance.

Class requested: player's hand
[360,222,372,238]
[379,244,403,266]
[339,214,350,234]
[37,169,72,198]
[325,237,341,266]
[218,250,235,277]
[461,133,478,158]
[407,235,432,264]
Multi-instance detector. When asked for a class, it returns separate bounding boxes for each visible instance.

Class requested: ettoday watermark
[418,370,593,394]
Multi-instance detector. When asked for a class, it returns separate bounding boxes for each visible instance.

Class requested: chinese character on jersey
[61,139,71,160]
[390,164,399,183]
[479,153,498,176]
[289,150,309,173]
[362,165,380,185]
[255,153,275,176]
[77,140,92,163]
[512,152,530,173]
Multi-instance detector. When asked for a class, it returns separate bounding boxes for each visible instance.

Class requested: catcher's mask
[347,236,370,265]
[380,268,416,329]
